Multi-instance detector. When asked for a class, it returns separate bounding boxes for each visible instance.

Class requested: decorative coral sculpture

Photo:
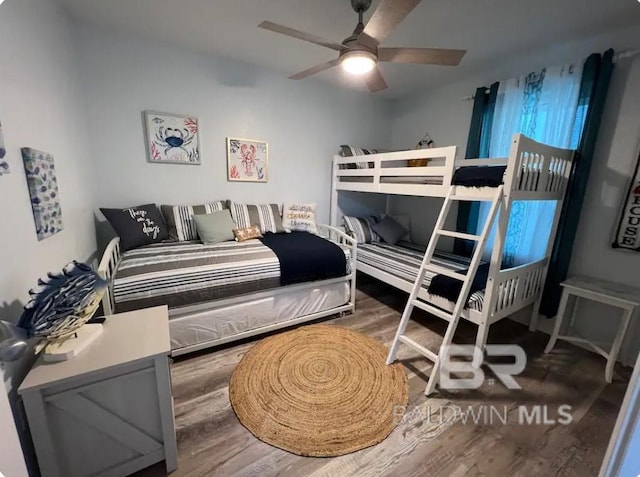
[18,261,108,341]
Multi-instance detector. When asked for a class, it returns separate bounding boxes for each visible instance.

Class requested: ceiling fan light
[340,51,376,75]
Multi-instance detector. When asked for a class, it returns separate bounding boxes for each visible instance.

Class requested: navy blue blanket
[259,232,347,286]
[427,263,490,307]
[452,166,507,188]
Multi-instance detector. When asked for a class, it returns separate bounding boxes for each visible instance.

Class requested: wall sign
[612,149,640,251]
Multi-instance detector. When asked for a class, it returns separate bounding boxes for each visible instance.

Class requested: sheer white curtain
[478,64,583,266]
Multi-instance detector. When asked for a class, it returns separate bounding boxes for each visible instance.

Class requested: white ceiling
[58,0,640,98]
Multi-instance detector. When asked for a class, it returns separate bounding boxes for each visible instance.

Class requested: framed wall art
[227,137,268,182]
[0,120,9,175]
[21,148,63,240]
[143,111,201,165]
[612,147,640,252]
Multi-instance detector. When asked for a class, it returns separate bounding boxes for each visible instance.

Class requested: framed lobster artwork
[227,137,268,182]
[143,111,201,165]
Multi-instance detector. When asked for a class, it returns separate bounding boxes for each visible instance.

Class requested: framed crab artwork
[143,111,201,165]
[227,137,268,182]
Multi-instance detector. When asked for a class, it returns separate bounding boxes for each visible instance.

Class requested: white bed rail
[333,146,457,197]
[317,223,358,308]
[505,135,574,199]
[488,258,548,322]
[97,237,122,316]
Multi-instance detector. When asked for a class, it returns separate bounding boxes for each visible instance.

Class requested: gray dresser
[19,306,177,477]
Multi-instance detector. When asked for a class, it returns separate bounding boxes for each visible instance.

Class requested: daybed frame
[98,224,357,356]
[331,134,574,348]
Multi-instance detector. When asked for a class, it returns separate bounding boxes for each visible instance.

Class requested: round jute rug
[229,324,408,457]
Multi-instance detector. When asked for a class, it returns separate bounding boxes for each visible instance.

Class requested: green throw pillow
[193,210,236,244]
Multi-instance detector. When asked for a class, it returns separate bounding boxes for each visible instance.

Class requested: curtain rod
[614,49,640,63]
[462,50,640,101]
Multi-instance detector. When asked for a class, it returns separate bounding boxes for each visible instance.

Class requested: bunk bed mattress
[112,239,351,313]
[357,241,486,311]
[338,176,443,185]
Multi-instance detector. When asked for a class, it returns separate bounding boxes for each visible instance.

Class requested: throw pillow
[193,210,236,244]
[233,225,263,242]
[338,145,380,169]
[389,214,411,241]
[342,215,380,244]
[372,215,410,246]
[229,202,284,234]
[160,201,227,241]
[100,204,168,251]
[282,203,317,234]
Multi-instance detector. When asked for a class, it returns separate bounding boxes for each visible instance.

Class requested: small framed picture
[227,137,268,182]
[143,111,201,165]
[0,120,9,175]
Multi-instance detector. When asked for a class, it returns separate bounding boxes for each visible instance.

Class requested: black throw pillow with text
[100,203,169,251]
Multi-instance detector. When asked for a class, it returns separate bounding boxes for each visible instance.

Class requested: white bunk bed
[331,134,575,353]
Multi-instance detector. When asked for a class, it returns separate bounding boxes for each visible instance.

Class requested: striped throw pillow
[229,202,284,234]
[343,215,381,243]
[161,201,227,241]
[338,145,380,169]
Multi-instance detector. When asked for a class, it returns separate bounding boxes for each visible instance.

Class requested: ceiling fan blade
[359,0,422,47]
[379,47,467,66]
[365,66,388,93]
[289,58,340,80]
[259,21,343,52]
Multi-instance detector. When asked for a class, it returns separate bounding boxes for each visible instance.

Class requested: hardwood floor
[135,275,629,477]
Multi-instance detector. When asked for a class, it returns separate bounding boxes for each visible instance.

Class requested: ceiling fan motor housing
[351,0,372,14]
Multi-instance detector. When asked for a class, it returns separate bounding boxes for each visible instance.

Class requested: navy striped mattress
[357,241,486,311]
[112,239,351,313]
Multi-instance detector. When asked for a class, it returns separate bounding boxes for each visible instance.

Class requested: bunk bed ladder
[386,185,504,396]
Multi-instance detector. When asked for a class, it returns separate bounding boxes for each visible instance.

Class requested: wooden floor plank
[134,277,629,477]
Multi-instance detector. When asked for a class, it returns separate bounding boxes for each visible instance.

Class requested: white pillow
[282,203,317,234]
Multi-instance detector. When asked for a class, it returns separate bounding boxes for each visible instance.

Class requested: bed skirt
[169,281,350,354]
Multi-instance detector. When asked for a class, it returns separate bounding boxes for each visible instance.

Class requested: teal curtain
[476,64,583,267]
[540,49,615,316]
[454,82,499,256]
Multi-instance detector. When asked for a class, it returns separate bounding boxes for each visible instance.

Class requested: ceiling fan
[258,0,466,93]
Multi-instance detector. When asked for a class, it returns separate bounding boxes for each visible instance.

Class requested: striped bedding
[112,239,351,313]
[357,241,486,311]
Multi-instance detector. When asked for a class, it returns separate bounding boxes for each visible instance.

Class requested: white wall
[388,25,640,365]
[0,0,96,474]
[0,0,96,322]
[567,57,640,366]
[75,24,393,227]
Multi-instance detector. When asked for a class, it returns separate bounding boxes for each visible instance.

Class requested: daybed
[98,215,356,356]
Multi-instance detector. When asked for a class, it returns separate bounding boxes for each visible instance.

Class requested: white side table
[19,306,177,477]
[545,276,640,383]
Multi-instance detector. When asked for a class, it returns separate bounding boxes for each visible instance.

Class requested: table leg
[605,307,634,383]
[545,290,570,354]
[568,295,579,335]
[475,322,490,356]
